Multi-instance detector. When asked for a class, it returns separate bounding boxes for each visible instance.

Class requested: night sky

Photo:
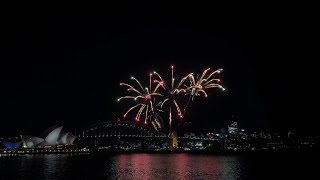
[0,5,317,136]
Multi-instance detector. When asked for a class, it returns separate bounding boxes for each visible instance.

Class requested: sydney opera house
[1,125,77,150]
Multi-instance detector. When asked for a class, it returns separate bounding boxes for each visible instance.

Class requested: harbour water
[0,151,315,179]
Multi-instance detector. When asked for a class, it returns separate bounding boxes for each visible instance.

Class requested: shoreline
[1,147,318,155]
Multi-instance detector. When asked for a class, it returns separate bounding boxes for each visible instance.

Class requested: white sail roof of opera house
[66,134,77,145]
[31,137,44,147]
[40,126,63,146]
[21,126,77,148]
[58,131,69,145]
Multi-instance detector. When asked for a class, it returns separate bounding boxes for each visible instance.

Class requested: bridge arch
[76,121,165,138]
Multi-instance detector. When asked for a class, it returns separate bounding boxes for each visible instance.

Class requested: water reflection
[115,153,242,179]
[1,154,75,179]
[42,155,67,179]
[18,154,68,180]
[1,152,300,179]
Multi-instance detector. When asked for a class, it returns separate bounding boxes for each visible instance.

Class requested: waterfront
[1,152,316,179]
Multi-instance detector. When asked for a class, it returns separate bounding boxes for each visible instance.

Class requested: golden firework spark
[182,68,225,100]
[118,65,225,134]
[118,74,163,127]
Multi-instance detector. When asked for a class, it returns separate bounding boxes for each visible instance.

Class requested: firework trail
[153,65,194,131]
[182,68,225,100]
[153,66,193,116]
[178,68,225,130]
[118,66,225,134]
[117,74,164,132]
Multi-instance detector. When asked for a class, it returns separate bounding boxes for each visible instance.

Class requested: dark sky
[0,5,317,136]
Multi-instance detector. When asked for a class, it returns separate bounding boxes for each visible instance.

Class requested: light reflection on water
[0,152,301,179]
[113,153,242,179]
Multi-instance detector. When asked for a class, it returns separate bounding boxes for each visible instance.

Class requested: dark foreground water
[0,151,317,179]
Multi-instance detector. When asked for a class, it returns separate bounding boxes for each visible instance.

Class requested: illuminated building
[169,131,178,148]
[228,121,238,135]
[1,141,21,150]
[20,126,77,148]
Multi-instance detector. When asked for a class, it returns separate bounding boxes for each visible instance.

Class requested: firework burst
[118,65,225,134]
[182,68,225,100]
[117,74,164,131]
[153,66,193,117]
[176,67,225,131]
[154,66,192,117]
[152,65,197,133]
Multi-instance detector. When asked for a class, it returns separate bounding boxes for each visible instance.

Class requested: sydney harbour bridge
[74,121,167,148]
[74,121,218,149]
